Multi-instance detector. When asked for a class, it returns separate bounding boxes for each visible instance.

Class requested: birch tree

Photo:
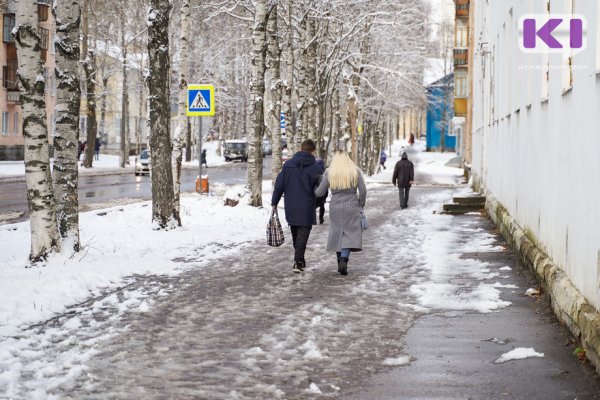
[246,0,268,207]
[81,0,98,169]
[147,0,179,227]
[172,0,191,221]
[15,1,60,262]
[52,0,81,251]
[266,3,282,181]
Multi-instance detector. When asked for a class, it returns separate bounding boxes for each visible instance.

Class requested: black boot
[336,252,341,272]
[339,257,348,276]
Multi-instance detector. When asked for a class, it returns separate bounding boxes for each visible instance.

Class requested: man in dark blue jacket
[272,139,323,273]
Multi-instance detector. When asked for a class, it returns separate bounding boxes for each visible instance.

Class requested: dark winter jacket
[315,158,327,208]
[94,138,101,152]
[272,151,323,226]
[392,153,414,188]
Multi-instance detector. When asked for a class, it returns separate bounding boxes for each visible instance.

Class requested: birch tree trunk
[147,0,179,228]
[81,0,97,169]
[305,16,317,140]
[172,0,190,221]
[52,0,81,251]
[282,2,295,155]
[15,1,60,262]
[267,3,282,181]
[246,0,267,207]
[119,9,129,168]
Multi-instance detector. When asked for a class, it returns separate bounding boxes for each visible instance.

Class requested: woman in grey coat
[314,150,367,275]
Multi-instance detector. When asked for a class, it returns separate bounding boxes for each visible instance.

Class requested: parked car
[224,140,248,162]
[262,139,272,156]
[134,149,150,176]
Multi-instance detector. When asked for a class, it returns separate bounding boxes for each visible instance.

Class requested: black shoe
[319,219,324,225]
[293,261,305,273]
[339,257,348,275]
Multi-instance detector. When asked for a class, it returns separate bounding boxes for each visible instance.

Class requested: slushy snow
[495,347,545,364]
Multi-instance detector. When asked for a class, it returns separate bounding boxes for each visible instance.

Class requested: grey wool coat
[314,170,367,252]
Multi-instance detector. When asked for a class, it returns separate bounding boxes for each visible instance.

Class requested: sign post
[187,84,215,194]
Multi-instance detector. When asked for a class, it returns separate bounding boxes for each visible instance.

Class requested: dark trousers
[399,186,410,208]
[318,205,325,224]
[290,225,312,263]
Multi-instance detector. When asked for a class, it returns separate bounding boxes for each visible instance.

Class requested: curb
[479,183,600,375]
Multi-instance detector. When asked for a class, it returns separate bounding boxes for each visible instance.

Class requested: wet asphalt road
[0,158,272,224]
[3,184,600,399]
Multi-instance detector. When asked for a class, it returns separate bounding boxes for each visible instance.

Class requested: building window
[79,116,87,138]
[13,112,19,135]
[3,64,18,90]
[51,113,56,137]
[455,23,468,48]
[3,14,15,43]
[115,117,122,137]
[1,112,9,135]
[455,70,468,98]
[38,4,49,22]
[39,27,49,50]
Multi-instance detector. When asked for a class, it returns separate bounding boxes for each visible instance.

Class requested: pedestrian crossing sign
[187,84,215,116]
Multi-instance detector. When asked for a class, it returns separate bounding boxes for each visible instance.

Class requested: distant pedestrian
[392,152,414,209]
[201,148,208,168]
[78,140,83,160]
[400,146,405,157]
[408,133,415,145]
[94,138,101,160]
[315,157,326,225]
[315,146,367,276]
[378,150,387,172]
[272,139,323,273]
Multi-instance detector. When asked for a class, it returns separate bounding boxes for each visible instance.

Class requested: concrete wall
[471,0,600,308]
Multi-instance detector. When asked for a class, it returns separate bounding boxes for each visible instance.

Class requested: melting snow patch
[301,340,324,360]
[307,382,322,394]
[383,355,411,366]
[492,282,519,289]
[499,266,512,271]
[495,347,544,364]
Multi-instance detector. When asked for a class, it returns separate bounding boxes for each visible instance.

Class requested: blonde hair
[328,151,359,190]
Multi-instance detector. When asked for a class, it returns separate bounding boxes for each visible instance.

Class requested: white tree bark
[266,3,282,182]
[282,2,295,155]
[172,0,190,221]
[52,0,81,251]
[246,0,268,207]
[147,0,179,228]
[15,1,61,262]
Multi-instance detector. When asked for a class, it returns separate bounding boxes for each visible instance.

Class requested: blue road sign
[187,84,215,116]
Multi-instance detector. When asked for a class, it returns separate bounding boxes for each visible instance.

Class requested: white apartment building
[471,0,600,308]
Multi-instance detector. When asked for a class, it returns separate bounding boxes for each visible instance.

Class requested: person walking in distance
[314,146,367,276]
[94,137,101,161]
[392,152,414,209]
[272,139,323,273]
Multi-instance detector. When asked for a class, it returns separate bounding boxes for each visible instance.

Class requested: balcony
[456,0,469,17]
[7,91,20,103]
[454,48,468,67]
